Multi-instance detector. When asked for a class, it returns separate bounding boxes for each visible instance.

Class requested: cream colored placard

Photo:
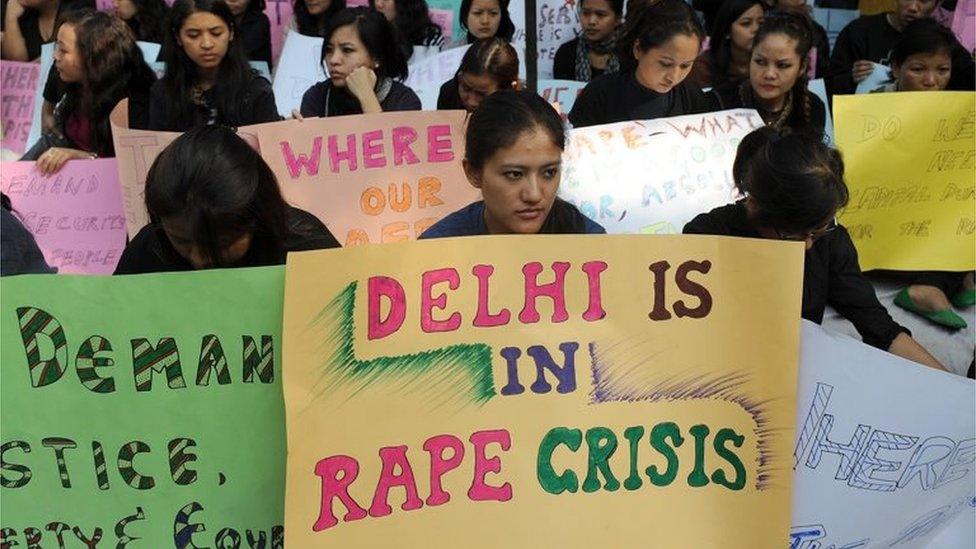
[282,234,805,547]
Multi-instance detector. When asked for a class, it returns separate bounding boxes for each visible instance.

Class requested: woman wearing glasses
[684,127,946,372]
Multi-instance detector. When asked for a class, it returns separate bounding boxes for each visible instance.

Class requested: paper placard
[1,61,40,155]
[272,31,326,117]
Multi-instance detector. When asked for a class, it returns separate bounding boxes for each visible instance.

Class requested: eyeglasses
[775,218,838,242]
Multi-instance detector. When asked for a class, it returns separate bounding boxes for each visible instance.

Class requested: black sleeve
[126,89,152,131]
[383,83,421,112]
[436,78,460,110]
[809,92,827,137]
[674,80,710,115]
[300,82,326,117]
[812,22,830,79]
[552,40,576,81]
[42,68,62,104]
[241,12,273,66]
[147,81,169,131]
[567,77,608,128]
[705,88,723,112]
[682,211,728,235]
[826,21,859,96]
[949,42,975,91]
[114,225,168,275]
[826,226,907,350]
[246,75,282,124]
[286,208,342,251]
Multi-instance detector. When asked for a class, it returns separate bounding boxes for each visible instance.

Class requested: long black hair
[458,0,514,43]
[734,127,849,234]
[145,125,291,267]
[618,0,704,71]
[369,0,442,59]
[707,0,765,84]
[321,7,408,81]
[890,18,959,67]
[750,11,815,127]
[294,0,346,36]
[457,37,519,89]
[57,9,156,157]
[125,0,170,43]
[160,0,256,129]
[466,90,593,234]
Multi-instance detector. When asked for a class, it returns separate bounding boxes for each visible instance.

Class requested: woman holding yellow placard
[870,19,975,329]
[683,127,947,372]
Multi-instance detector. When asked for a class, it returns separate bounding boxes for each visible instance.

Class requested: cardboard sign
[405,45,469,92]
[0,159,127,274]
[791,320,976,548]
[272,31,326,117]
[558,109,763,234]
[0,267,286,547]
[280,234,805,546]
[538,79,585,122]
[834,92,976,271]
[265,0,295,64]
[1,61,40,155]
[249,110,479,245]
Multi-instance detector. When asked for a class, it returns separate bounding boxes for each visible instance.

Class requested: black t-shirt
[148,72,280,131]
[568,70,709,128]
[552,38,605,82]
[10,0,94,60]
[707,79,827,138]
[827,13,975,95]
[683,201,907,350]
[114,207,341,274]
[299,79,421,117]
[238,10,273,67]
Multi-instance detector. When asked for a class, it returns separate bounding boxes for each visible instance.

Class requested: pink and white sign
[0,61,40,156]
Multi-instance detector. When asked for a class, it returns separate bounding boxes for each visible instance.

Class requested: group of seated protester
[1,0,973,378]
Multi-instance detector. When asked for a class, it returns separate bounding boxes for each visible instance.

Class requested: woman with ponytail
[684,127,946,372]
[421,90,604,238]
[708,11,826,137]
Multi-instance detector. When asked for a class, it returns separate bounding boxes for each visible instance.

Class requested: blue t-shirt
[420,201,606,239]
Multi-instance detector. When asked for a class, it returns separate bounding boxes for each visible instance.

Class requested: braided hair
[751,10,814,127]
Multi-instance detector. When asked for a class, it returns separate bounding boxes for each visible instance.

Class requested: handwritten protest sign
[0,267,286,546]
[0,61,40,155]
[538,79,585,122]
[0,159,126,274]
[835,92,976,271]
[405,45,469,91]
[507,0,578,79]
[272,31,326,117]
[281,234,804,546]
[953,0,976,53]
[558,109,762,234]
[265,0,295,64]
[429,8,454,43]
[109,102,179,238]
[250,110,478,245]
[791,320,975,548]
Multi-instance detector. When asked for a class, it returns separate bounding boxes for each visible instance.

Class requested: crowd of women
[1,0,973,376]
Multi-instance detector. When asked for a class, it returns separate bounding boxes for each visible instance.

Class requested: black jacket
[683,202,907,350]
[568,70,709,128]
[148,72,280,131]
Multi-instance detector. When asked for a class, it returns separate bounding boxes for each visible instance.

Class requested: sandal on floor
[951,288,975,309]
[894,288,968,329]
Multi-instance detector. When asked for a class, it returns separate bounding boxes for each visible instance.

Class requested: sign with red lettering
[250,110,479,245]
[281,235,805,546]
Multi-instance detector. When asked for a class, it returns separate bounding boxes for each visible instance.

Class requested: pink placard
[0,158,128,274]
[429,8,453,42]
[265,0,295,66]
[952,0,975,53]
[0,61,40,156]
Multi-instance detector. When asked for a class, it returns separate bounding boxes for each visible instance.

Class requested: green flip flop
[894,288,968,329]
[951,288,976,309]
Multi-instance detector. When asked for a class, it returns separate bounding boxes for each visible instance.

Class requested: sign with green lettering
[1,267,285,547]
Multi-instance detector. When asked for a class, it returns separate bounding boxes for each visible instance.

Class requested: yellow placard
[282,235,804,547]
[835,92,976,271]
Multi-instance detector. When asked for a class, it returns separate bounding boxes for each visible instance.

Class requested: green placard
[1,267,285,548]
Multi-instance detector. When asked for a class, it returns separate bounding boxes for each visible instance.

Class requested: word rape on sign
[0,267,286,547]
[558,109,762,235]
[282,235,805,546]
[254,110,478,246]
